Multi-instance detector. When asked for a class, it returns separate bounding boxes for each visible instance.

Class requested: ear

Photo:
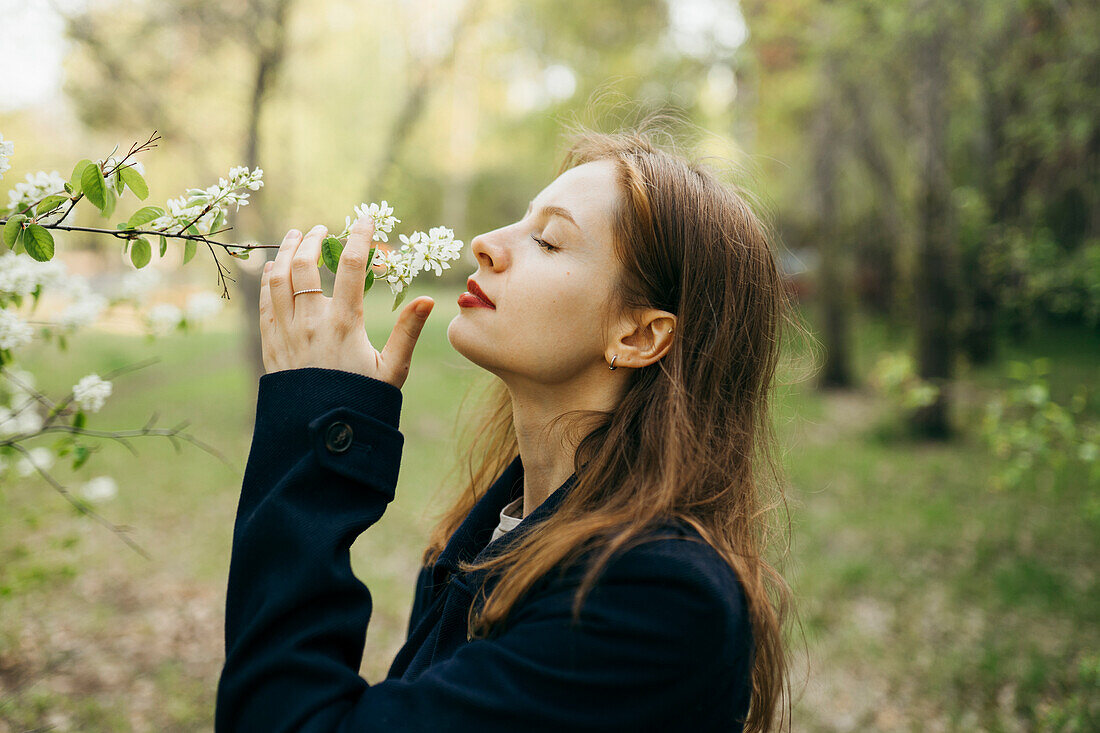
[606,309,677,370]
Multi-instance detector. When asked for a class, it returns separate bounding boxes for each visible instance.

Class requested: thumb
[380,296,434,378]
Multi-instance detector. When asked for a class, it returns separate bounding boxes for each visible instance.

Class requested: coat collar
[431,454,579,587]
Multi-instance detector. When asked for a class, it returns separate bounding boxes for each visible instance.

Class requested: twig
[5,441,153,561]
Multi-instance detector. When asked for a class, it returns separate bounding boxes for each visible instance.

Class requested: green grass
[1,292,1097,730]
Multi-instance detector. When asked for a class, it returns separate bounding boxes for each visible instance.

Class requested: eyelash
[531,235,557,252]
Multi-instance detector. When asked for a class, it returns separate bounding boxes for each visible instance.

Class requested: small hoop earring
[609,355,618,370]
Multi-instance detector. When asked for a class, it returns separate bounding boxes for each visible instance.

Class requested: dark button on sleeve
[308,406,402,501]
[324,421,354,453]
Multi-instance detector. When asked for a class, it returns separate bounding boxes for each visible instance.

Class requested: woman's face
[447,159,624,388]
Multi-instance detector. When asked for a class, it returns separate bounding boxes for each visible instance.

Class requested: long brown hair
[422,124,805,731]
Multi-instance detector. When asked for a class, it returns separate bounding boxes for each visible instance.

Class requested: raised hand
[258,215,434,389]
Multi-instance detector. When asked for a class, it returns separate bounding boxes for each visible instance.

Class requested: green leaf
[70,159,93,195]
[36,195,68,216]
[119,165,149,200]
[183,239,197,264]
[211,208,225,233]
[80,162,107,209]
[186,224,200,236]
[100,188,117,220]
[130,237,152,269]
[391,287,408,312]
[126,205,164,229]
[159,234,168,258]
[114,170,125,195]
[321,236,344,274]
[73,411,86,430]
[72,443,90,470]
[24,224,55,262]
[3,214,27,248]
[363,245,378,293]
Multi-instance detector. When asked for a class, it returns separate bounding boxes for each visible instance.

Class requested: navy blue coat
[216,367,753,732]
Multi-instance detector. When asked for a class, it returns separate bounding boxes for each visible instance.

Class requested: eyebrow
[526,201,586,240]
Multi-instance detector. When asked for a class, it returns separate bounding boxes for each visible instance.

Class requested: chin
[446,315,497,372]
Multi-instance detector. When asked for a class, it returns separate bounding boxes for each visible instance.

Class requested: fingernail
[264,261,273,273]
[286,229,300,239]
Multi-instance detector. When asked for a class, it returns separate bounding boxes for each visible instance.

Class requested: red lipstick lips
[460,279,495,309]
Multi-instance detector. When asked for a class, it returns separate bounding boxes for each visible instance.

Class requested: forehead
[533,160,620,250]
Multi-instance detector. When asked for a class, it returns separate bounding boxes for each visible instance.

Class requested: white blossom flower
[3,366,36,401]
[58,292,108,329]
[331,201,464,298]
[6,170,67,219]
[117,267,162,301]
[80,475,118,503]
[12,403,43,435]
[353,200,400,243]
[0,132,13,180]
[15,446,54,477]
[146,303,183,334]
[0,371,43,436]
[72,373,112,413]
[185,291,224,322]
[0,309,35,350]
[380,248,416,295]
[148,166,263,236]
[22,255,69,292]
[0,252,42,296]
[384,226,464,290]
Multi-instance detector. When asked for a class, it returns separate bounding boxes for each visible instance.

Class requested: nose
[470,227,509,272]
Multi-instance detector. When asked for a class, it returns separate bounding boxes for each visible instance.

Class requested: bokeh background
[1,0,1097,730]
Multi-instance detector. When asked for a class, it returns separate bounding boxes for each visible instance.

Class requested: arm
[216,365,751,732]
[216,366,404,732]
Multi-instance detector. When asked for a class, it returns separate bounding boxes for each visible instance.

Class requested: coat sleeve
[216,366,405,732]
[216,367,751,733]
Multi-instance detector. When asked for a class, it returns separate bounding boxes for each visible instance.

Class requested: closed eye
[531,234,558,252]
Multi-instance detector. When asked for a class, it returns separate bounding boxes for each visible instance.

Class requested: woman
[216,128,796,732]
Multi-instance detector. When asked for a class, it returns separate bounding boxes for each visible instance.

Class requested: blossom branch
[5,440,153,561]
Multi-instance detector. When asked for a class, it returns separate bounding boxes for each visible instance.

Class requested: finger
[291,223,328,323]
[380,296,434,381]
[332,214,375,319]
[259,260,282,366]
[270,228,303,325]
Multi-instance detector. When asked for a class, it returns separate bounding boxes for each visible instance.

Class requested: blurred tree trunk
[235,0,296,387]
[961,47,1008,366]
[364,0,484,203]
[909,0,958,440]
[812,49,854,389]
[842,80,903,318]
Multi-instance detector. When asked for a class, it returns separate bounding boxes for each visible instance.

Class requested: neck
[506,376,620,519]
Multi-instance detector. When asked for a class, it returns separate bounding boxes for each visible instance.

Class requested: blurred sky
[0,0,82,112]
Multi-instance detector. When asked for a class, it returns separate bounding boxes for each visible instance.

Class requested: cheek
[518,274,605,338]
